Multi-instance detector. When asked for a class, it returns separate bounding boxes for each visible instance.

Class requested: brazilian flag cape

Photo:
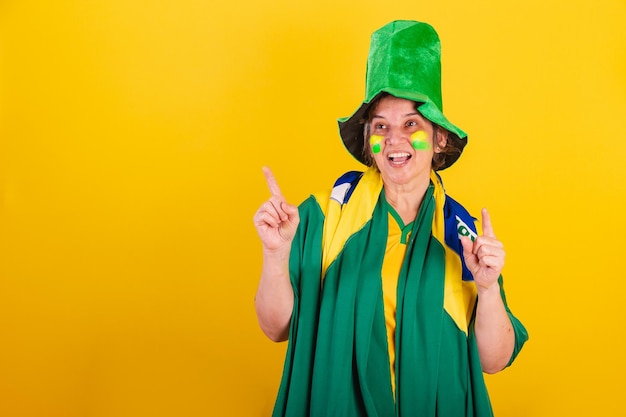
[273,167,528,417]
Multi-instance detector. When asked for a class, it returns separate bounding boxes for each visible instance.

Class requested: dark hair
[431,127,463,171]
[361,93,463,170]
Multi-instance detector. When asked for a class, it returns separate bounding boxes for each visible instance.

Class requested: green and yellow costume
[272,168,527,417]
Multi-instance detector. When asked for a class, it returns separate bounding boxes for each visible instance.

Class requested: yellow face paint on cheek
[411,130,430,151]
[369,135,384,154]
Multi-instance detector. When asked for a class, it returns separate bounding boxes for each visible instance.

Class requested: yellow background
[1,0,625,416]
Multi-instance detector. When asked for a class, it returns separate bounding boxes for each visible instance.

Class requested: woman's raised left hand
[460,208,505,293]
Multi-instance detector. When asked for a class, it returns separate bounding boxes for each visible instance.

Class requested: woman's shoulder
[306,170,364,210]
[443,194,478,238]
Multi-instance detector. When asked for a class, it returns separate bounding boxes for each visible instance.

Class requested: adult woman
[254,20,527,417]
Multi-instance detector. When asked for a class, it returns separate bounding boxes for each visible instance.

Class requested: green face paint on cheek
[370,135,383,154]
[411,130,430,151]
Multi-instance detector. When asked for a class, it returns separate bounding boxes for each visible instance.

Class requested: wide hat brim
[338,88,468,170]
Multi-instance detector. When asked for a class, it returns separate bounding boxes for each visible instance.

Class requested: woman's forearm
[474,284,515,374]
[254,247,294,342]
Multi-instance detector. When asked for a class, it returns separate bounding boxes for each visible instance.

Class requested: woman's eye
[406,120,417,127]
[375,123,386,130]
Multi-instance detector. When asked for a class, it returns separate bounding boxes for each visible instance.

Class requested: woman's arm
[461,208,515,373]
[473,284,515,373]
[255,247,295,342]
[253,167,299,342]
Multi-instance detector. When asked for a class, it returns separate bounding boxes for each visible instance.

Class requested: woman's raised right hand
[253,167,300,251]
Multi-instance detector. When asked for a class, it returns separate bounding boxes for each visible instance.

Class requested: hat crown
[365,20,442,110]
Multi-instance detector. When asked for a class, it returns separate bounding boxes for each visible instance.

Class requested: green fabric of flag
[271,169,528,416]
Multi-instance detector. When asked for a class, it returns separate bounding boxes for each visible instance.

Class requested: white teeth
[389,152,410,158]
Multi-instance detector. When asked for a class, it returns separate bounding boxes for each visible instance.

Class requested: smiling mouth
[388,152,412,165]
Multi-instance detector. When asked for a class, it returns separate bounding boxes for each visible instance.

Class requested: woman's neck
[383,178,430,224]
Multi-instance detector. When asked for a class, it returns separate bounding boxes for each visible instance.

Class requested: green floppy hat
[338,20,467,170]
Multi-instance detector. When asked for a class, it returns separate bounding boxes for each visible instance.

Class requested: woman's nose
[386,128,407,144]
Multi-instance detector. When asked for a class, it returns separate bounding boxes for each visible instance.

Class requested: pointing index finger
[481,208,496,238]
[262,166,283,197]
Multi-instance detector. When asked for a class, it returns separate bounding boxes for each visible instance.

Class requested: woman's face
[368,95,446,188]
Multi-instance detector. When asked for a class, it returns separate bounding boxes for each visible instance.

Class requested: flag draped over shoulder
[272,167,528,417]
